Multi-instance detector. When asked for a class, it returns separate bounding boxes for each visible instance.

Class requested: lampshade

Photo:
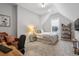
[27,25,35,33]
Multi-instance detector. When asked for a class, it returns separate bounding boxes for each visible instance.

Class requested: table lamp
[27,25,37,42]
[27,25,35,34]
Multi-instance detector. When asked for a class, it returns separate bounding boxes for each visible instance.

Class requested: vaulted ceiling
[17,3,79,21]
[17,3,58,15]
[54,3,79,21]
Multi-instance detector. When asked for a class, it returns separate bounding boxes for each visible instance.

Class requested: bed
[24,32,59,56]
[36,32,58,45]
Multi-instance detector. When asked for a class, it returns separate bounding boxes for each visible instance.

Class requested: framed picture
[0,14,10,27]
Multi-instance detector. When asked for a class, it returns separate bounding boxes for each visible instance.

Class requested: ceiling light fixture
[41,3,45,8]
[39,3,48,8]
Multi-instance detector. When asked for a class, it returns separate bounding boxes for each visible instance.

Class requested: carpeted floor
[24,39,77,56]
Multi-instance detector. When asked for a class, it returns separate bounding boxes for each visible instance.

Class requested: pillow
[0,33,8,42]
[6,35,16,43]
[0,32,8,36]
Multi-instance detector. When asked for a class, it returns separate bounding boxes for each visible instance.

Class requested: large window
[51,19,59,33]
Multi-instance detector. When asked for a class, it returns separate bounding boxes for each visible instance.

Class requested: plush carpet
[24,39,76,56]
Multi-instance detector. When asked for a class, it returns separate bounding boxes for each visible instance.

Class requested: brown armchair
[5,35,19,48]
[0,32,19,49]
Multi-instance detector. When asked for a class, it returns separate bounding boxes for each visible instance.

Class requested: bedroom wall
[41,13,72,39]
[54,3,78,40]
[17,6,40,37]
[0,3,17,36]
[41,13,71,32]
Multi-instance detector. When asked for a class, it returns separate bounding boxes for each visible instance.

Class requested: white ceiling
[54,3,79,21]
[17,3,79,20]
[18,3,58,15]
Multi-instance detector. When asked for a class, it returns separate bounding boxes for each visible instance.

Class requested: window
[51,18,59,32]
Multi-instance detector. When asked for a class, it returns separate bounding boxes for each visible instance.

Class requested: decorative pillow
[6,35,16,43]
[0,32,8,36]
[0,32,8,42]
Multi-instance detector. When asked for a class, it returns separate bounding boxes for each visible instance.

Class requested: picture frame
[0,14,10,27]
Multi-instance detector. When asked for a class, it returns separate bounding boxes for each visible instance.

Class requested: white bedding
[36,32,58,45]
[37,32,58,36]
